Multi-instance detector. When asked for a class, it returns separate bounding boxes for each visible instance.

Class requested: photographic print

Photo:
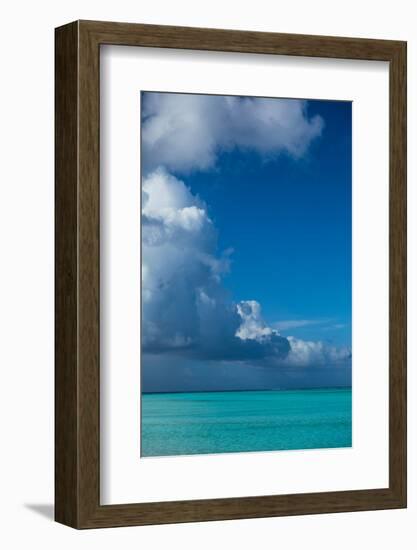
[141,91,352,458]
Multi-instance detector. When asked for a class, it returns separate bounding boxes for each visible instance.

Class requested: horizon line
[142,385,352,395]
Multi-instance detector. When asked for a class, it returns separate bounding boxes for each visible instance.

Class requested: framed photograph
[55,20,406,528]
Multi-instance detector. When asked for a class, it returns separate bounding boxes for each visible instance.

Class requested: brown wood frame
[55,20,407,529]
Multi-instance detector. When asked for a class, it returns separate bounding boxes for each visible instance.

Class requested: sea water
[141,388,352,457]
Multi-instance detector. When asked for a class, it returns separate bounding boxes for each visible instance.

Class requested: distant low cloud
[142,92,324,174]
[273,319,331,331]
[285,337,352,367]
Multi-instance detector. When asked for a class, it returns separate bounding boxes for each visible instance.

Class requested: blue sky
[141,93,352,392]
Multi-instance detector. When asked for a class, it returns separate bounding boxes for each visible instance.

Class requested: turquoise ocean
[141,388,352,457]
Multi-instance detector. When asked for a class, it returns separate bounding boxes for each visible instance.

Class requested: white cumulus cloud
[236,300,274,341]
[142,92,324,174]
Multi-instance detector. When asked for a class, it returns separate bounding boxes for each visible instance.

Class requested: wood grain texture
[55,20,407,529]
[388,41,407,504]
[55,21,79,527]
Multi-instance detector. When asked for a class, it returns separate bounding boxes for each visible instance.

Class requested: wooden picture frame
[55,20,407,529]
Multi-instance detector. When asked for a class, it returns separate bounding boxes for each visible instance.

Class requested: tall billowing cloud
[141,92,350,368]
[142,168,290,362]
[142,168,349,366]
[142,93,324,174]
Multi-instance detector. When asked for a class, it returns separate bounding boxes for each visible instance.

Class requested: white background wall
[0,0,415,547]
